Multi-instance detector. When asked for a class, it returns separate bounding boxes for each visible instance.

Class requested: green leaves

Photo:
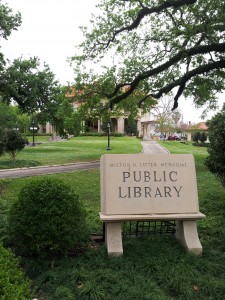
[0,3,21,40]
[0,129,27,160]
[0,243,31,299]
[8,177,89,257]
[71,0,225,110]
[0,57,61,114]
[0,3,21,70]
[0,2,62,118]
[205,104,225,187]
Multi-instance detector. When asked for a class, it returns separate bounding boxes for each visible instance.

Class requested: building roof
[176,122,208,132]
[189,122,208,131]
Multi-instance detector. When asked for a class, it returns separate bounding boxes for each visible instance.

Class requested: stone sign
[100,154,205,256]
[101,153,199,215]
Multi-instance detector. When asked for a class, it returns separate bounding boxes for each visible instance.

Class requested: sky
[1,0,224,124]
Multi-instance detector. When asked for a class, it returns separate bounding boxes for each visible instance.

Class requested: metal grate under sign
[122,221,176,237]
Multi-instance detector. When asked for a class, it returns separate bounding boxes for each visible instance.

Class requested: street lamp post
[107,122,111,150]
[29,120,37,146]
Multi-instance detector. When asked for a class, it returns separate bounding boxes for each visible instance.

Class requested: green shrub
[205,104,225,187]
[113,132,124,137]
[126,114,138,136]
[79,132,124,137]
[3,129,27,160]
[79,132,106,136]
[192,131,201,142]
[8,177,89,257]
[199,131,207,143]
[0,243,31,299]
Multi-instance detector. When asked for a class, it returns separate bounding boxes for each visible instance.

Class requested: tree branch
[109,59,225,110]
[153,59,225,110]
[98,0,197,49]
[107,41,225,102]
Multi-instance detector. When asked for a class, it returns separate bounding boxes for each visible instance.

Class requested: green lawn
[157,140,207,155]
[1,140,225,299]
[0,136,142,169]
[26,135,52,143]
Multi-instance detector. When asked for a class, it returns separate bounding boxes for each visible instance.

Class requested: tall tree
[72,0,225,111]
[0,57,61,114]
[0,2,21,68]
[54,90,74,136]
[153,97,182,133]
[0,101,17,130]
[0,2,61,119]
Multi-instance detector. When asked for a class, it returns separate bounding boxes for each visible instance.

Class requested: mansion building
[39,89,158,140]
[39,96,207,142]
[40,106,158,140]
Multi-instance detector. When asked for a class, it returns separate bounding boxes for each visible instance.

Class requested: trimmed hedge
[0,243,31,299]
[8,177,89,258]
[79,132,124,137]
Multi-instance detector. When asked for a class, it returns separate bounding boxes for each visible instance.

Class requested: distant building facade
[41,88,158,139]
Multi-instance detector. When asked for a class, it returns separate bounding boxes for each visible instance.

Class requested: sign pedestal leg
[175,220,203,256]
[105,222,123,257]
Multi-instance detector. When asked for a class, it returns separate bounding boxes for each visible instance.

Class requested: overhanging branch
[107,41,225,105]
[148,59,225,110]
[99,0,197,49]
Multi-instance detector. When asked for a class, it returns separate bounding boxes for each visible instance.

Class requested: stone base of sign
[175,220,203,255]
[100,213,205,257]
[105,222,123,257]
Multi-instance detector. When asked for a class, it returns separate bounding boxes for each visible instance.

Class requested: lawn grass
[26,135,52,143]
[157,140,207,156]
[1,140,225,299]
[0,136,142,169]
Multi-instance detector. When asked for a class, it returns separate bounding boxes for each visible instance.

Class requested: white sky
[1,0,224,123]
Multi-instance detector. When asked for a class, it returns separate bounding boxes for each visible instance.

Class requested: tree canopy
[152,97,182,133]
[0,2,21,68]
[0,2,61,119]
[0,57,61,114]
[72,0,225,111]
[0,102,17,130]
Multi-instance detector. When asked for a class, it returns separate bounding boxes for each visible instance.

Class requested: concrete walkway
[141,140,169,154]
[0,141,168,178]
[0,161,100,179]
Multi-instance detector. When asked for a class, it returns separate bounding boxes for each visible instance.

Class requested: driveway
[0,141,168,178]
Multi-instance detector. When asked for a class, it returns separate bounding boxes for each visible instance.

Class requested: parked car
[167,136,181,140]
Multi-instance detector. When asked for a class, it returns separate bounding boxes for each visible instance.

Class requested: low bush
[79,132,106,136]
[113,132,124,137]
[8,177,89,257]
[79,132,124,137]
[0,243,31,299]
[0,129,27,160]
[192,131,201,142]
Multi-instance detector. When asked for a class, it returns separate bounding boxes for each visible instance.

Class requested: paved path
[0,141,168,178]
[141,140,169,154]
[0,161,100,179]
